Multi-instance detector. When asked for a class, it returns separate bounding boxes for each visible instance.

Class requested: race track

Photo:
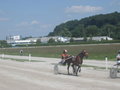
[0,55,120,90]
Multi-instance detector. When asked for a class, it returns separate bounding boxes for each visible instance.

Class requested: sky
[0,0,120,40]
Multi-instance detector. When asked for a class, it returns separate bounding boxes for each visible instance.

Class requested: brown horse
[65,50,88,76]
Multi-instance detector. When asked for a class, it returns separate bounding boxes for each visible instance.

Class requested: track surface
[0,55,120,90]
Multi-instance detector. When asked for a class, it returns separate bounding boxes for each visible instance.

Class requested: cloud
[0,18,9,22]
[16,20,51,29]
[16,21,29,27]
[65,5,103,13]
[16,20,40,27]
[31,20,39,25]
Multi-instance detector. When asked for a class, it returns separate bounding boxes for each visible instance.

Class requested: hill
[48,12,120,39]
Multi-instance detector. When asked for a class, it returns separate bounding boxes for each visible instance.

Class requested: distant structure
[6,35,113,46]
[40,36,69,43]
[6,35,69,46]
[73,36,113,42]
[6,35,38,46]
[87,36,113,41]
[6,35,21,40]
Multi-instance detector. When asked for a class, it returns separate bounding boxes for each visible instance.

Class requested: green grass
[1,57,45,62]
[82,64,107,70]
[0,43,120,60]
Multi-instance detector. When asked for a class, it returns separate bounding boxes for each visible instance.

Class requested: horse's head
[79,49,88,59]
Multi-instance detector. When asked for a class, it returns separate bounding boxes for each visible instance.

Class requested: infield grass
[0,43,120,60]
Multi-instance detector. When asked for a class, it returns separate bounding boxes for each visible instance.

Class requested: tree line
[0,40,11,48]
[48,12,120,40]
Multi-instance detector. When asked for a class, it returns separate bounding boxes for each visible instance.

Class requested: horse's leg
[72,64,75,73]
[72,65,77,75]
[76,65,81,76]
[79,65,81,72]
[67,63,70,75]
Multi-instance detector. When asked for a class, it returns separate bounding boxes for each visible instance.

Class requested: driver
[60,49,70,65]
[116,50,120,65]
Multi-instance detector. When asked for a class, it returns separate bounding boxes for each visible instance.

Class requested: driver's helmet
[63,49,68,53]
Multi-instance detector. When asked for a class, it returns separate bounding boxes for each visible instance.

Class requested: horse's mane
[77,51,85,59]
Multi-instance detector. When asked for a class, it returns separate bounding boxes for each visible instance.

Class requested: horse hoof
[79,69,81,72]
[75,73,78,76]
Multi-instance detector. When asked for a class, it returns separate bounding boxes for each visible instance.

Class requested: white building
[72,36,113,42]
[26,38,39,43]
[72,37,84,41]
[6,35,21,40]
[6,36,38,46]
[40,36,69,43]
[6,35,113,46]
[6,36,70,46]
[87,36,113,41]
[57,37,69,42]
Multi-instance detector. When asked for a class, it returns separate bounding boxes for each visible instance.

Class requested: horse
[65,50,88,76]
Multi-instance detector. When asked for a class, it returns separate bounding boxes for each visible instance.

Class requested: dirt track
[0,55,120,90]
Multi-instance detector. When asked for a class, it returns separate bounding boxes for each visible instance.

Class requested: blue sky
[0,0,120,40]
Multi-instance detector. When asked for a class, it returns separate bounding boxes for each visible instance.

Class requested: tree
[60,28,72,37]
[86,25,99,37]
[72,24,85,37]
[48,12,120,40]
[70,38,74,42]
[36,39,41,45]
[48,38,56,43]
[102,24,116,37]
[113,23,120,39]
[0,40,11,47]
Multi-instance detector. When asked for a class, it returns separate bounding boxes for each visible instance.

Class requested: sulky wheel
[54,64,59,74]
[110,67,117,78]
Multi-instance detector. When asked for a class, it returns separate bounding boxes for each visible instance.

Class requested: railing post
[29,54,31,62]
[105,56,108,70]
[2,53,5,60]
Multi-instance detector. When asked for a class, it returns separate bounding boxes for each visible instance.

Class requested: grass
[0,57,45,62]
[0,43,120,60]
[82,64,107,70]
